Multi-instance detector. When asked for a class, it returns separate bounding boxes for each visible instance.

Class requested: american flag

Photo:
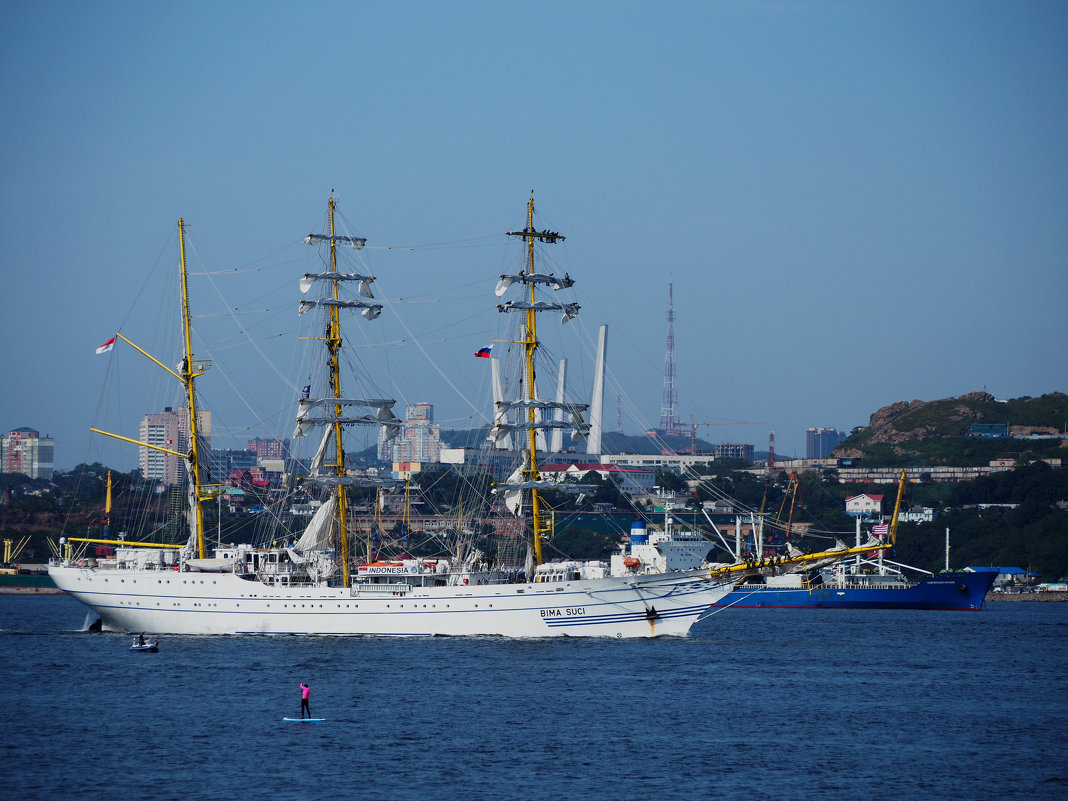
[872,523,889,536]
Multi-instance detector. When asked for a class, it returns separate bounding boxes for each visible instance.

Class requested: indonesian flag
[872,523,889,536]
[96,336,116,355]
[474,345,492,358]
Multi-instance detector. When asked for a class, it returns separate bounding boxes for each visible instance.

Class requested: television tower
[658,282,684,436]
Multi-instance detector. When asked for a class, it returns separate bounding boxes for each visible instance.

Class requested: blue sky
[2,1,1066,470]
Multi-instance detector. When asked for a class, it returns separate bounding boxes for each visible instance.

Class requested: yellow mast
[76,220,214,557]
[178,221,210,558]
[888,468,907,546]
[177,219,209,559]
[504,193,563,566]
[322,197,353,586]
[104,470,112,539]
[402,478,411,552]
[784,474,799,543]
[371,487,383,562]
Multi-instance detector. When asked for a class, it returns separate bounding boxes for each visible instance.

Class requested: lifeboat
[623,556,641,568]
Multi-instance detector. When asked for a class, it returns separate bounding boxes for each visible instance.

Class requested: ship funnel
[630,521,649,553]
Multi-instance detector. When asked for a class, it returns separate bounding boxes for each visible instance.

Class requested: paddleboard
[282,717,325,722]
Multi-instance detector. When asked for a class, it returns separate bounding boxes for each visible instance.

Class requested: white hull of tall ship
[47,564,731,638]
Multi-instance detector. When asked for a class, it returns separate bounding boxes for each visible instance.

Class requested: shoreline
[0,586,65,595]
[986,591,1068,602]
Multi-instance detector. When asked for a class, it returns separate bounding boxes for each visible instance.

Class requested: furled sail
[490,419,589,444]
[298,298,383,320]
[303,233,366,249]
[495,399,588,420]
[310,427,333,474]
[300,272,376,298]
[496,299,580,323]
[295,494,337,552]
[495,271,574,297]
[302,475,398,488]
[490,357,511,449]
[182,456,199,554]
[495,454,573,516]
[489,401,590,444]
[293,398,400,438]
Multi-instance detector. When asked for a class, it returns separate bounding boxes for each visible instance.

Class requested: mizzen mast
[177,218,211,559]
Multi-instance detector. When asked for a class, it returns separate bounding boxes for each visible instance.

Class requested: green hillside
[837,391,1068,466]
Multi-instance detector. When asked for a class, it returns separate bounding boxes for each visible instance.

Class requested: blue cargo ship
[711,469,999,610]
[713,566,998,610]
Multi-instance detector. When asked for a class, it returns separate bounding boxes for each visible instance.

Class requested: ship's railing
[830,577,910,590]
[350,582,411,597]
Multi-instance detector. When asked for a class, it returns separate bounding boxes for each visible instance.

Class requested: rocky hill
[837,391,1068,465]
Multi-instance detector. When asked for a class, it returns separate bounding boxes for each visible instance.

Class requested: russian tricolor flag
[474,345,492,358]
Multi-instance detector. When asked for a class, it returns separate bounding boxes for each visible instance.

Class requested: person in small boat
[137,633,146,646]
[300,682,311,719]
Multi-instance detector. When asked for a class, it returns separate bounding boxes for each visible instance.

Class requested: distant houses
[845,493,883,517]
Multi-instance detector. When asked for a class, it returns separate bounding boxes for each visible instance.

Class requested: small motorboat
[130,636,159,652]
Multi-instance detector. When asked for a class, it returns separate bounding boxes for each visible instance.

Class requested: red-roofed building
[538,462,655,498]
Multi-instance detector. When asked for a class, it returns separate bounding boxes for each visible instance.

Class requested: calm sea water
[1,595,1064,801]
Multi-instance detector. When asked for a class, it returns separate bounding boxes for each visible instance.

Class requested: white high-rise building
[380,402,441,464]
[139,407,211,484]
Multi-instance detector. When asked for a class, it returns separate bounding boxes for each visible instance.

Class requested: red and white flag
[96,335,117,355]
[872,523,889,536]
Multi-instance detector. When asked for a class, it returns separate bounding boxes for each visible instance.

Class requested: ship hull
[714,571,997,610]
[48,565,732,637]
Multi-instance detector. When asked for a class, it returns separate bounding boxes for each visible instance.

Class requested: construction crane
[689,417,766,456]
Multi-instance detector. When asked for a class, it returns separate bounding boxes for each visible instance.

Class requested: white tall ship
[50,196,741,637]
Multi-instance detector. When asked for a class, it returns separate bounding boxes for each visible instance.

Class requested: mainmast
[295,195,400,587]
[324,198,352,585]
